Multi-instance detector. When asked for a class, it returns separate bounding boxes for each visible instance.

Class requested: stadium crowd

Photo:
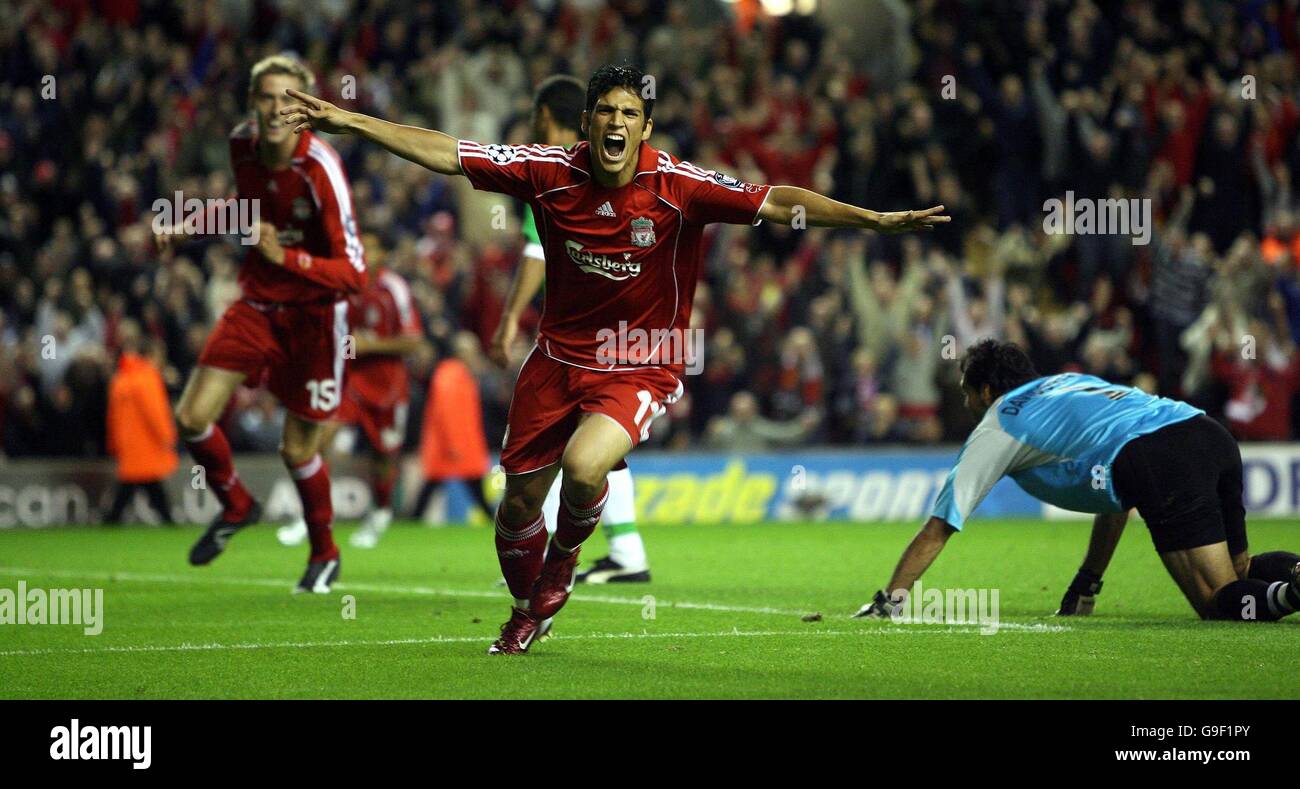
[5,0,1300,461]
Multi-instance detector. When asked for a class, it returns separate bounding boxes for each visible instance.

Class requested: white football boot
[276,517,308,547]
[350,507,393,549]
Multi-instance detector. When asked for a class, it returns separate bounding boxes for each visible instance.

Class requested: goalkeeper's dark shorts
[1111,414,1247,556]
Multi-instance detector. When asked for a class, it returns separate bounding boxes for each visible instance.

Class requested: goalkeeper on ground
[857,339,1300,623]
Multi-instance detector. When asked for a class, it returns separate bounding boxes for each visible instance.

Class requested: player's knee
[1233,552,1251,580]
[1195,581,1232,619]
[278,441,315,468]
[1204,582,1239,620]
[499,488,542,525]
[174,403,208,439]
[1209,579,1283,622]
[559,453,609,495]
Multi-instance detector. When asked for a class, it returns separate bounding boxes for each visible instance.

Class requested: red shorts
[500,349,683,474]
[337,391,408,454]
[198,298,349,421]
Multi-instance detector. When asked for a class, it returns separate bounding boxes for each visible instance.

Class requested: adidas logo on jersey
[596,201,616,218]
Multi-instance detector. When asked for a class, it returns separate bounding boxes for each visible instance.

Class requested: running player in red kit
[277,232,426,550]
[281,64,947,649]
[156,54,367,593]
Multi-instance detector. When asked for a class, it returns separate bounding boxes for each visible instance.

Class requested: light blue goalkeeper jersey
[933,373,1204,529]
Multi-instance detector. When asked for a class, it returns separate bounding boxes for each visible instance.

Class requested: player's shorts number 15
[306,379,340,411]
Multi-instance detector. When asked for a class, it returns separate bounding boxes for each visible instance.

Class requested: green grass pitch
[0,519,1295,699]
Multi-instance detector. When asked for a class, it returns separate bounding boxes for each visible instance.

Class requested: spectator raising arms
[8,1,1300,452]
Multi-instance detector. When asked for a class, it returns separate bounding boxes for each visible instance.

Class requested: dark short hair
[960,339,1039,398]
[586,64,654,119]
[534,75,585,134]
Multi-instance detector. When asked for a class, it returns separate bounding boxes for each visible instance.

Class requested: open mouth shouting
[601,131,628,163]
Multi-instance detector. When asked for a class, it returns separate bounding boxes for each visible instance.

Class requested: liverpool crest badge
[630,216,656,247]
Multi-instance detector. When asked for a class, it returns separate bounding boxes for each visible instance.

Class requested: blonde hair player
[157,53,366,593]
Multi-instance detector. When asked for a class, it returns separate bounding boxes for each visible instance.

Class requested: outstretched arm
[280,89,462,176]
[854,516,956,618]
[758,185,949,233]
[1057,510,1128,615]
[1078,510,1129,577]
[887,516,958,594]
[856,419,1030,617]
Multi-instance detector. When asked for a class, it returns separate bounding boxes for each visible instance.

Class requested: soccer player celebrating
[280,64,947,653]
[277,232,425,550]
[157,54,367,593]
[489,75,651,584]
[856,339,1300,623]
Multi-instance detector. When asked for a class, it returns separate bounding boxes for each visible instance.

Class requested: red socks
[186,424,254,520]
[373,464,397,509]
[290,454,338,562]
[189,423,338,563]
[495,510,548,603]
[553,481,608,554]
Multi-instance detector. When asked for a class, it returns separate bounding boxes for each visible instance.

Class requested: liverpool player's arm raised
[280,89,462,176]
[758,185,949,233]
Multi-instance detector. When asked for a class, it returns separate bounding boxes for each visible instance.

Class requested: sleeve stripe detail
[668,158,713,178]
[306,139,365,274]
[459,141,570,157]
[457,140,573,167]
[657,154,750,191]
[656,163,712,183]
[459,150,572,166]
[516,143,574,158]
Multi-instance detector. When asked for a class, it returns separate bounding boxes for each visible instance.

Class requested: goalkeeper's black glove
[853,589,903,619]
[1056,568,1103,616]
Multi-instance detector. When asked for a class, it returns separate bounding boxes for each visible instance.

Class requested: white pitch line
[0,565,809,616]
[0,623,1068,658]
[0,565,1067,634]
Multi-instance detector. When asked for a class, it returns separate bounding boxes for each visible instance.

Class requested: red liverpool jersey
[457,139,771,376]
[346,268,422,408]
[229,120,367,303]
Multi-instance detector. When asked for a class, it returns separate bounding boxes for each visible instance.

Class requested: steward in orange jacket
[413,333,493,520]
[105,330,178,524]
